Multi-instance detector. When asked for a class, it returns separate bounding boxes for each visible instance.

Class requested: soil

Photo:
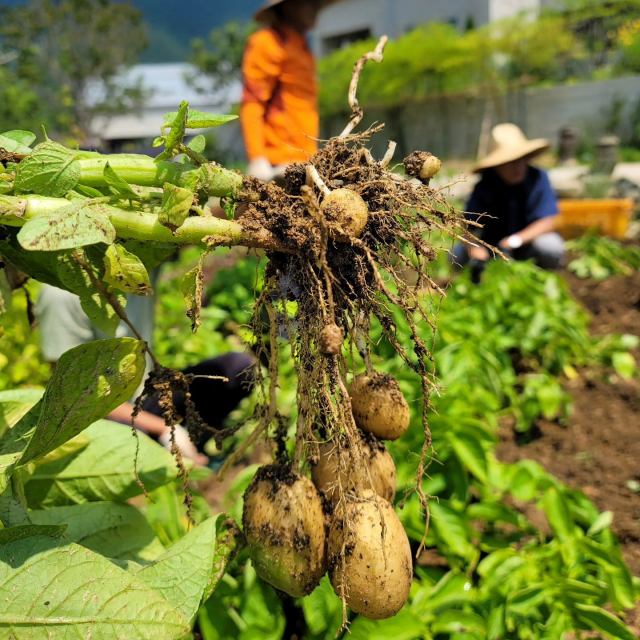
[498,269,640,632]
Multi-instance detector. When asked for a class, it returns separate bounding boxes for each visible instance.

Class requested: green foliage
[0,0,149,135]
[567,234,640,280]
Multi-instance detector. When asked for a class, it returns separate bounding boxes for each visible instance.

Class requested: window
[322,28,372,55]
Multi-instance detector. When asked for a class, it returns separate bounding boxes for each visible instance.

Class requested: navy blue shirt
[465,167,558,247]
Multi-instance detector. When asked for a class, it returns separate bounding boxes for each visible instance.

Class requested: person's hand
[158,424,208,467]
[468,244,490,261]
[247,156,274,183]
[499,234,523,250]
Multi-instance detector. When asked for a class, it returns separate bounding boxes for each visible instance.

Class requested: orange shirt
[240,26,319,165]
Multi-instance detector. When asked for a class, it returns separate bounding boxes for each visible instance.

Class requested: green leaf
[14,141,81,197]
[120,241,176,272]
[541,487,575,541]
[103,243,154,296]
[0,134,32,155]
[612,352,636,379]
[74,183,105,198]
[449,431,489,483]
[163,109,237,130]
[0,483,31,527]
[35,433,90,467]
[18,201,116,251]
[431,610,487,635]
[159,182,194,233]
[0,524,66,544]
[57,246,127,336]
[0,389,43,437]
[0,194,26,221]
[0,405,40,494]
[20,337,146,465]
[348,608,426,639]
[25,420,177,507]
[157,101,189,162]
[587,510,614,537]
[574,604,637,640]
[0,534,189,638]
[103,161,138,196]
[300,576,342,635]
[29,502,166,563]
[135,514,243,621]
[1,130,36,147]
[188,135,207,153]
[430,501,477,561]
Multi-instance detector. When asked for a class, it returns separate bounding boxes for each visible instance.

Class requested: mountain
[2,0,260,62]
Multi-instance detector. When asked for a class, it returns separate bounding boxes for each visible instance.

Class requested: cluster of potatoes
[242,371,413,620]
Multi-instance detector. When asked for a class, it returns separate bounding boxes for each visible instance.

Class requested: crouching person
[454,124,565,276]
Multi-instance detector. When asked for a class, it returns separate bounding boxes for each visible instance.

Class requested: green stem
[1,195,286,251]
[77,154,244,198]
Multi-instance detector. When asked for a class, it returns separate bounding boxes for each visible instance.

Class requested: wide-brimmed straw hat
[473,123,550,173]
[254,0,336,24]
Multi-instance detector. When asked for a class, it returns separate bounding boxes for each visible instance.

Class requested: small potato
[319,323,344,355]
[321,188,368,240]
[243,465,327,597]
[311,435,396,505]
[349,373,410,440]
[328,492,412,619]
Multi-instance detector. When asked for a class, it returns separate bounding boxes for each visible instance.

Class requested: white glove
[158,424,208,466]
[247,156,274,183]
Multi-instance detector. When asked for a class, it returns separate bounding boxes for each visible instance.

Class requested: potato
[349,373,410,440]
[319,323,344,355]
[328,492,412,619]
[311,435,396,505]
[321,188,368,240]
[242,464,327,597]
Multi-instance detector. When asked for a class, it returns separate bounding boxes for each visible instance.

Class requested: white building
[313,0,549,56]
[91,63,241,153]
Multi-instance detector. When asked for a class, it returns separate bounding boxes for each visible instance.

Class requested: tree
[0,0,148,138]
[190,21,255,97]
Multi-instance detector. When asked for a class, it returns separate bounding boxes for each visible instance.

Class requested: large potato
[242,464,327,597]
[311,436,396,505]
[321,188,368,240]
[328,492,412,619]
[349,373,410,440]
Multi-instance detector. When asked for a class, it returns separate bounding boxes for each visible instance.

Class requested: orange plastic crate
[556,198,633,239]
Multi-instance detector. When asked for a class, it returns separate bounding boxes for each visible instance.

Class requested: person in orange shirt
[242,0,326,183]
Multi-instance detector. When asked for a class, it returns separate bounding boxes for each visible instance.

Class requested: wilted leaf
[18,201,116,251]
[25,420,177,507]
[0,195,26,221]
[103,161,138,196]
[30,502,165,563]
[157,101,189,162]
[163,109,237,130]
[57,246,127,335]
[181,259,205,333]
[14,141,81,197]
[103,243,154,296]
[159,182,194,233]
[0,534,189,638]
[20,337,145,465]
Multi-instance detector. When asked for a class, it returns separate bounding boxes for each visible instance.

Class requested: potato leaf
[135,514,243,620]
[156,100,189,162]
[14,141,81,197]
[159,182,194,233]
[30,502,166,563]
[1,130,36,147]
[103,243,154,296]
[575,604,637,640]
[103,161,138,196]
[0,389,43,436]
[18,201,116,251]
[181,252,207,333]
[0,134,32,156]
[0,524,66,544]
[20,337,146,465]
[188,134,207,154]
[25,420,177,508]
[0,534,189,639]
[163,109,238,130]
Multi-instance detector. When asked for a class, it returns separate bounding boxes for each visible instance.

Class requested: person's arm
[240,30,283,177]
[500,215,557,249]
[500,169,558,249]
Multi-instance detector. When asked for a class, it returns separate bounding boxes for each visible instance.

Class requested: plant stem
[1,195,289,251]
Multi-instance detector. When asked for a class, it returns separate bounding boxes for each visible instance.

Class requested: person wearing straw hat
[455,123,565,275]
[241,0,329,184]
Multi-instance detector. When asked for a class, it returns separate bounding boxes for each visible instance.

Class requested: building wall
[320,75,640,161]
[489,0,541,22]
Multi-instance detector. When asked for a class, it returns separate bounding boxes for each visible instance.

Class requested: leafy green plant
[567,233,640,280]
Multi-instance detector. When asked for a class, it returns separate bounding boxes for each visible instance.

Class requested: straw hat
[473,123,550,172]
[254,0,336,24]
